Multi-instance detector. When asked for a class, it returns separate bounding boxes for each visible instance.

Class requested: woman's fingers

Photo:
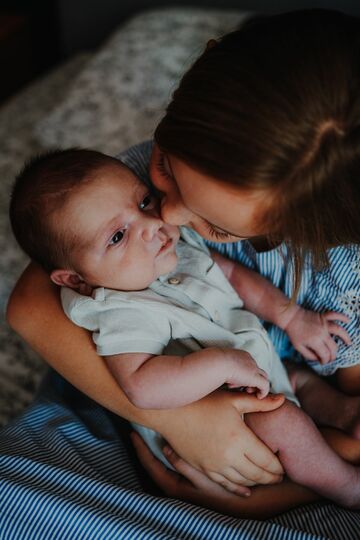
[231,393,285,478]
[164,446,252,496]
[131,431,248,499]
[131,432,192,496]
[150,391,285,489]
[239,454,283,485]
[239,428,284,479]
[165,445,283,495]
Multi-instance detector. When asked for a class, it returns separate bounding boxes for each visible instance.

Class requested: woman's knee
[336,366,360,396]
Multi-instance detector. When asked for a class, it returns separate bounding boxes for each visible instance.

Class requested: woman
[7,9,360,518]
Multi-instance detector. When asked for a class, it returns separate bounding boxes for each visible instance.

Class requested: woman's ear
[50,269,84,290]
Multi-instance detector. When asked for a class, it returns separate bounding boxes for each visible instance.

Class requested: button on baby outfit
[168,277,181,285]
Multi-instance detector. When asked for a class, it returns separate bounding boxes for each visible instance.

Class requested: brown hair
[155,9,360,296]
[9,149,124,272]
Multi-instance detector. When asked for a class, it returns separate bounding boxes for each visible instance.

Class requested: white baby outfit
[62,227,297,467]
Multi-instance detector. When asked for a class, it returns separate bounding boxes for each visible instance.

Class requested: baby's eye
[139,193,156,210]
[109,230,125,245]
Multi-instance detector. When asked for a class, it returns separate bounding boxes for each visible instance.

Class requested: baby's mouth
[157,237,172,255]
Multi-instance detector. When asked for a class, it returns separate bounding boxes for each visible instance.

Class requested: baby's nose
[141,217,164,242]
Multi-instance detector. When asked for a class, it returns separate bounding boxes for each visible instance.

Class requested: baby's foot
[284,361,360,440]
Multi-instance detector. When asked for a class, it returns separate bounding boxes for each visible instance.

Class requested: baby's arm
[105,348,269,409]
[211,250,351,364]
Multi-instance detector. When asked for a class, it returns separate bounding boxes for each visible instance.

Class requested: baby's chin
[155,251,178,281]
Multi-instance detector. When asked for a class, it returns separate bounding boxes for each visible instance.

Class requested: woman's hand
[131,431,317,518]
[132,430,251,513]
[151,390,285,493]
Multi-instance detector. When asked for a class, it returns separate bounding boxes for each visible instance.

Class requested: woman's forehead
[168,154,268,207]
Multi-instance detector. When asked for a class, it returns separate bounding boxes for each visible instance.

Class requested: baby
[9,148,360,509]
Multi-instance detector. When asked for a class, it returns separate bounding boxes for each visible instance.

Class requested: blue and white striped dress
[0,141,359,539]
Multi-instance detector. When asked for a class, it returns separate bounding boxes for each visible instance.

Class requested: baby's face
[60,164,180,290]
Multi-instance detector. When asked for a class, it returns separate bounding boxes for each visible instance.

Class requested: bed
[0,7,359,539]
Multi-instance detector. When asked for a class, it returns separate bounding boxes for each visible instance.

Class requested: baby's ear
[50,269,84,290]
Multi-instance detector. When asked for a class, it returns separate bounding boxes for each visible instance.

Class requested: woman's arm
[7,262,285,491]
[6,263,140,418]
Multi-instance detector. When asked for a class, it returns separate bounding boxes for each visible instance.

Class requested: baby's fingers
[255,375,270,399]
[313,342,332,364]
[298,345,319,362]
[324,335,337,362]
[328,322,352,346]
[323,311,350,324]
[299,343,332,364]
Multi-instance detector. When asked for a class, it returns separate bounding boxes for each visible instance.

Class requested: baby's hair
[155,9,360,297]
[10,148,127,272]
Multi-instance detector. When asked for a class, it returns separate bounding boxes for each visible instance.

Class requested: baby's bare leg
[289,364,360,439]
[245,400,360,509]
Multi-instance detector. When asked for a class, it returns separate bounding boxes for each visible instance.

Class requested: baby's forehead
[93,161,145,190]
[57,162,144,221]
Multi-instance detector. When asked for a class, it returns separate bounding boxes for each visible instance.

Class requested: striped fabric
[1,141,359,538]
[0,371,359,539]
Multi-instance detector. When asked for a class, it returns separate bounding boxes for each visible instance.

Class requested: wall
[57,0,360,56]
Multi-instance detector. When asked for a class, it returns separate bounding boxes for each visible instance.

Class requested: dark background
[1,0,360,104]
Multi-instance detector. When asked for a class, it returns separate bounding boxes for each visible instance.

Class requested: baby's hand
[284,307,351,364]
[227,350,270,399]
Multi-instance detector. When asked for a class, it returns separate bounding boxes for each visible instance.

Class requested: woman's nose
[160,195,193,226]
[149,143,194,226]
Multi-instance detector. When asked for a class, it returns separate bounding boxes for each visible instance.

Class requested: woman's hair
[10,149,124,272]
[155,9,360,296]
